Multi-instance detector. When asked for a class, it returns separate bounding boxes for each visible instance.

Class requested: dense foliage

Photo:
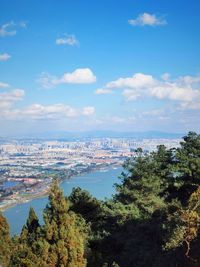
[0,211,11,266]
[0,131,200,267]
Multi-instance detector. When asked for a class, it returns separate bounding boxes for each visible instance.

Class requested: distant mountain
[2,130,185,141]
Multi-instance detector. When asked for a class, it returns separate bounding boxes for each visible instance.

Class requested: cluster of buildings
[0,137,181,210]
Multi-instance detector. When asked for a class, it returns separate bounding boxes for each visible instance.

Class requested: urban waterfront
[0,137,181,211]
[4,166,123,236]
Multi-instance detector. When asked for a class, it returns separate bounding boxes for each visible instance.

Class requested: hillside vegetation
[0,132,200,267]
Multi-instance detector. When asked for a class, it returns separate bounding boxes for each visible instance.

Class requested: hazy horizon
[0,129,185,140]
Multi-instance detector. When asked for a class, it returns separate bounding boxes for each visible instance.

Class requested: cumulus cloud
[128,13,166,27]
[56,34,79,46]
[0,82,10,88]
[0,89,25,109]
[177,75,200,87]
[39,68,97,88]
[3,103,95,120]
[95,88,113,95]
[12,103,79,120]
[106,73,156,89]
[161,73,170,81]
[0,22,16,37]
[150,84,199,102]
[82,106,95,116]
[95,73,155,96]
[61,68,96,84]
[38,73,57,89]
[96,73,200,109]
[180,102,200,110]
[0,21,26,37]
[0,53,11,61]
[0,87,95,120]
[122,89,141,101]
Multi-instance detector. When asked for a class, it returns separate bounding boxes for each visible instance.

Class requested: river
[3,167,123,236]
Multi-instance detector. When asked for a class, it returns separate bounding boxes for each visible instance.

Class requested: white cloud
[0,22,16,37]
[96,73,200,109]
[82,106,95,116]
[161,73,170,81]
[122,89,140,101]
[0,21,27,37]
[39,68,97,88]
[106,73,156,89]
[95,88,113,95]
[0,53,11,61]
[14,103,78,120]
[128,13,166,27]
[150,84,199,102]
[0,89,24,101]
[61,68,96,84]
[98,73,156,101]
[2,103,96,120]
[177,75,200,87]
[56,35,79,46]
[0,88,95,120]
[0,82,10,88]
[0,89,24,109]
[180,102,200,110]
[38,73,57,89]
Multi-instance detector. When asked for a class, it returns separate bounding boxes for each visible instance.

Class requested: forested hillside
[0,132,200,267]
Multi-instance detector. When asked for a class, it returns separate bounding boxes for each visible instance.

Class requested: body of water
[1,181,20,189]
[3,167,123,236]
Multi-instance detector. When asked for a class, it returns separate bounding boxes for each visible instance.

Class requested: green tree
[21,207,40,244]
[9,207,41,267]
[41,179,87,267]
[4,132,200,267]
[165,132,200,205]
[115,152,166,216]
[69,187,103,231]
[0,212,11,267]
[164,186,200,266]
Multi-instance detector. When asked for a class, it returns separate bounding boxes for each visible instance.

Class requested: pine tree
[165,131,200,205]
[41,179,87,267]
[115,152,166,216]
[9,207,41,267]
[21,207,40,244]
[0,212,11,267]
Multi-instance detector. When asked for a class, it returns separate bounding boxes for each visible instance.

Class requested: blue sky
[0,0,200,136]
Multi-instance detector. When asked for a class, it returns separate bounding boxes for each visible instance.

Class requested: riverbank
[4,166,123,236]
[0,184,51,212]
[0,163,122,212]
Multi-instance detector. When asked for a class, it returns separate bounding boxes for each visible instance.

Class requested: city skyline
[0,0,200,136]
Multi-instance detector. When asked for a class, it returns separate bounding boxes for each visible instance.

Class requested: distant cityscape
[0,137,181,210]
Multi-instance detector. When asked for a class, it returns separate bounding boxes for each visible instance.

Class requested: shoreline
[1,164,122,212]
[0,187,50,212]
